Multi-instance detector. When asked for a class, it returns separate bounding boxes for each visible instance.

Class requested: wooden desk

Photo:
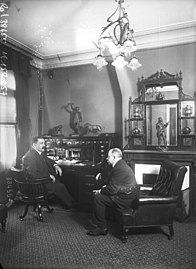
[60,162,102,211]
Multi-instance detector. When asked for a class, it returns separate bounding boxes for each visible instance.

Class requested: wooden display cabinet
[125,70,196,151]
[179,96,196,150]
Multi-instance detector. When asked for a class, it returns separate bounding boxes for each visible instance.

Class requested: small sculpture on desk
[81,123,102,136]
[48,125,63,137]
[156,117,169,151]
[61,103,83,136]
[61,103,102,137]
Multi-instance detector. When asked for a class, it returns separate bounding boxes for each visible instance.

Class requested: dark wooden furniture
[43,133,120,164]
[115,160,187,243]
[14,176,54,222]
[0,204,7,232]
[125,70,196,151]
[43,133,120,212]
[124,70,196,220]
[60,164,102,212]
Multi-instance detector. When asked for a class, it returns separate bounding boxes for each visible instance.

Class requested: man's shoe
[71,201,78,208]
[62,205,73,212]
[86,227,108,236]
[88,219,98,228]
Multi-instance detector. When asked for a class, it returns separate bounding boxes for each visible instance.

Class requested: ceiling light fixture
[93,0,142,71]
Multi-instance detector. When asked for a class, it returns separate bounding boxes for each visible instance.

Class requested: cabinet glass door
[146,103,177,146]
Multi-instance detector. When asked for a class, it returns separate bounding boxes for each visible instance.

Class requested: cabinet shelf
[129,134,144,137]
[126,118,144,121]
[179,116,196,120]
[125,70,196,151]
[179,134,196,137]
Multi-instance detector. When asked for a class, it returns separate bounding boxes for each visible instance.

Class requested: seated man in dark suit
[22,136,74,210]
[87,148,139,236]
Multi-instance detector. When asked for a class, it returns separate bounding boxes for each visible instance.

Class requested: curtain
[0,88,17,170]
[0,44,32,170]
[15,72,31,161]
[0,125,17,170]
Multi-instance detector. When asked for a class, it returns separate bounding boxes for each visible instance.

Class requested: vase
[132,127,141,135]
[182,126,191,134]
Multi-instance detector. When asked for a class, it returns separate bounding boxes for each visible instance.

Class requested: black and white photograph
[0,0,196,268]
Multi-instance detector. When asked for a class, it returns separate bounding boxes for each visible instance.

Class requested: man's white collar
[32,146,42,155]
[112,158,121,167]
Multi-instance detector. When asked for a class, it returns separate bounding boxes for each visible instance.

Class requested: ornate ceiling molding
[7,20,196,70]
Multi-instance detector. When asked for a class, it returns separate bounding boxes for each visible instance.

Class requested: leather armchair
[115,160,187,243]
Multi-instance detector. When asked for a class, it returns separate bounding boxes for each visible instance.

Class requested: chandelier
[93,0,142,71]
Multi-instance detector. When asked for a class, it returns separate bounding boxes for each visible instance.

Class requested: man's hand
[54,165,62,176]
[93,189,101,195]
[50,174,56,183]
[95,173,101,180]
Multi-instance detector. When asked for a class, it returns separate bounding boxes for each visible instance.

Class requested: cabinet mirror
[146,103,177,147]
[145,85,179,102]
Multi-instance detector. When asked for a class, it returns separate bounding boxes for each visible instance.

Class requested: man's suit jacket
[22,148,56,179]
[100,159,139,208]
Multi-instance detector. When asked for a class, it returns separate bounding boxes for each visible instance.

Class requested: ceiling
[4,0,196,67]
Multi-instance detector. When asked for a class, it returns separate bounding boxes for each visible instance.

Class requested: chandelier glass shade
[94,55,108,70]
[93,0,142,71]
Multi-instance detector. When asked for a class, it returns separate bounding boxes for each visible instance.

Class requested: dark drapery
[2,44,32,164]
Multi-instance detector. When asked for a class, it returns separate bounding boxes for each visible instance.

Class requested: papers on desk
[47,156,56,160]
[56,159,86,166]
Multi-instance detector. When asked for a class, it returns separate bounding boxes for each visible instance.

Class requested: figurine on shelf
[133,107,142,118]
[156,117,169,150]
[184,105,193,116]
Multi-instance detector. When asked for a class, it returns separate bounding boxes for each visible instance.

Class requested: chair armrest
[139,196,178,205]
[26,178,51,184]
[139,184,153,191]
[15,177,51,184]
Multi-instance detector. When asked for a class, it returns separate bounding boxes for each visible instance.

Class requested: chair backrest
[150,160,187,197]
[14,174,50,198]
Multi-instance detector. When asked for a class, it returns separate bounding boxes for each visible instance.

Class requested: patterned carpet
[0,205,196,269]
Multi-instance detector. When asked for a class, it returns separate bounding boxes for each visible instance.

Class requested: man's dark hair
[32,136,44,145]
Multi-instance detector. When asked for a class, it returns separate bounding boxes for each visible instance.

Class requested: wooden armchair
[115,160,187,243]
[14,175,53,222]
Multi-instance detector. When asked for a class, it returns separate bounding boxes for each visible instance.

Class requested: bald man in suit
[87,148,139,236]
